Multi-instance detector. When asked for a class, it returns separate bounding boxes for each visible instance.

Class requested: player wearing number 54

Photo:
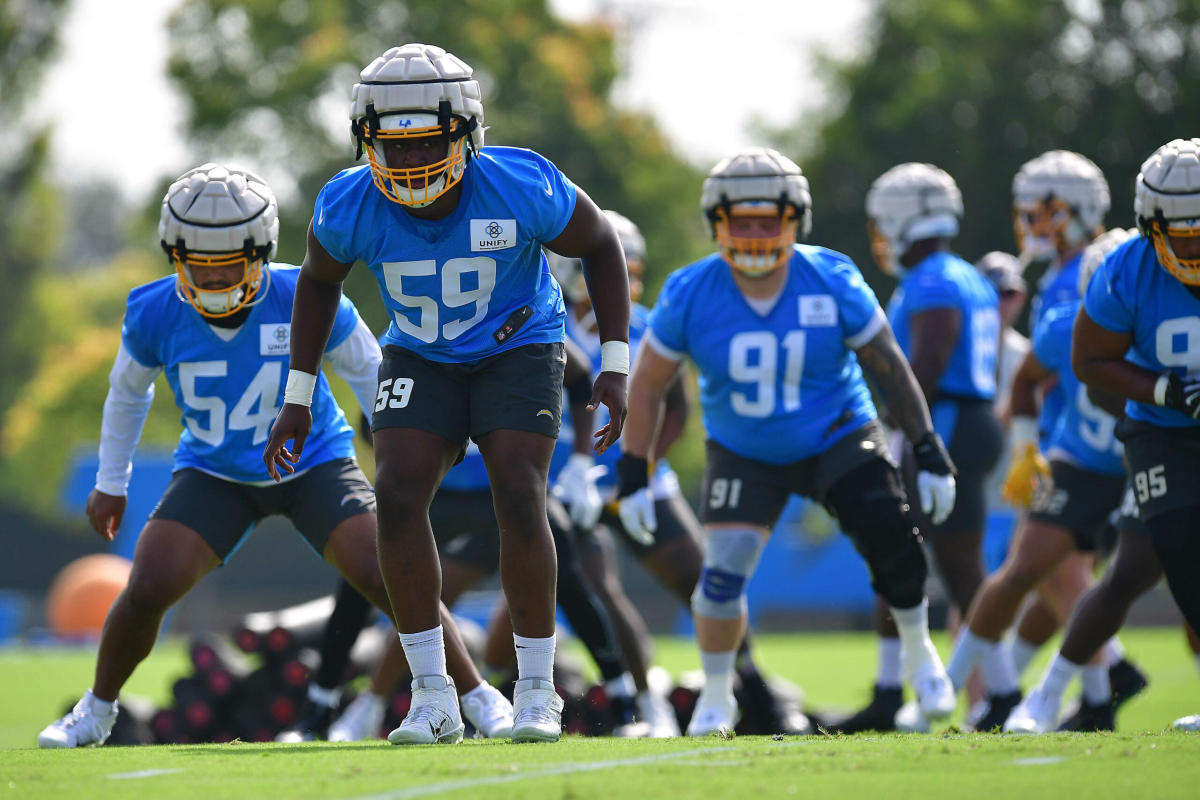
[262,43,631,745]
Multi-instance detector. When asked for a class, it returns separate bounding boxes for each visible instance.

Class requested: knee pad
[840,498,928,609]
[691,526,766,619]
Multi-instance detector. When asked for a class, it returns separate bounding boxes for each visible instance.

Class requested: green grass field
[3,629,1200,799]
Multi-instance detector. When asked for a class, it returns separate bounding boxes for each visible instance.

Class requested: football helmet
[1078,227,1136,297]
[701,148,811,277]
[603,209,646,303]
[350,43,485,208]
[159,163,278,319]
[1134,138,1200,286]
[546,251,587,304]
[865,163,962,275]
[1012,150,1109,262]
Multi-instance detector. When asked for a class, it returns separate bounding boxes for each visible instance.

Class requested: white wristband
[1154,373,1171,406]
[600,340,630,375]
[1010,416,1039,449]
[284,369,317,407]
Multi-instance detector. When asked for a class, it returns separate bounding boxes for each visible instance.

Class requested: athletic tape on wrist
[284,369,317,407]
[1154,373,1171,407]
[1010,416,1039,449]
[600,340,630,375]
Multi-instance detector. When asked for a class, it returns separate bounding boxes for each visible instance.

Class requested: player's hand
[913,431,957,525]
[616,488,657,546]
[553,453,605,530]
[263,403,313,481]
[1159,371,1200,419]
[1002,443,1051,508]
[85,489,126,542]
[589,371,627,455]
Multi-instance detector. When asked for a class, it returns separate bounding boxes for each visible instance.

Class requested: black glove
[913,431,957,477]
[1160,371,1200,419]
[614,453,649,499]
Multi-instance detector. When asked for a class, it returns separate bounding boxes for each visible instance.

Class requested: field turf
[2,629,1199,798]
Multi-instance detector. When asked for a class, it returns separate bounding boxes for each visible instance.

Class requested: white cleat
[460,682,514,739]
[329,692,387,742]
[37,690,118,748]
[1171,714,1200,732]
[894,701,930,733]
[637,691,681,738]
[907,650,956,722]
[1003,688,1061,734]
[686,691,739,737]
[511,678,564,743]
[387,675,464,745]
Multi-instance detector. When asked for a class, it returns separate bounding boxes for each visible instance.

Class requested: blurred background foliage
[3,0,1200,519]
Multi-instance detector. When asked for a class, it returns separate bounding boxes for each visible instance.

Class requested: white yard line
[106,769,184,780]
[1012,756,1066,766]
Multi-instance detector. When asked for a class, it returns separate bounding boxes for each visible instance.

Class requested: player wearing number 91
[38,163,505,749]
[262,44,630,745]
[1073,138,1200,642]
[616,148,956,737]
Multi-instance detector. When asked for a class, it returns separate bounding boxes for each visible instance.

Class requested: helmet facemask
[166,238,271,319]
[712,201,799,277]
[355,102,476,208]
[1147,214,1200,286]
[1013,196,1090,262]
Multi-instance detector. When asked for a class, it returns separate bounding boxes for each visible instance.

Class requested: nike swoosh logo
[543,178,554,197]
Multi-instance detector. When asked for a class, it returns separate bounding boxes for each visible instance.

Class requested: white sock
[513,633,555,682]
[700,650,737,698]
[1081,665,1112,704]
[398,625,447,679]
[461,682,492,703]
[1039,653,1083,699]
[980,642,1019,695]
[1009,636,1040,678]
[890,599,937,666]
[307,683,341,708]
[1103,637,1125,666]
[877,637,903,688]
[605,672,636,699]
[947,629,996,691]
[85,689,118,717]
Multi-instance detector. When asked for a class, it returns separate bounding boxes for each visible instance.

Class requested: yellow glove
[1003,442,1051,508]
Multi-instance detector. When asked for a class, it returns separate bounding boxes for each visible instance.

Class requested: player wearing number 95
[1073,138,1200,643]
[38,163,505,748]
[615,148,957,736]
[262,44,630,745]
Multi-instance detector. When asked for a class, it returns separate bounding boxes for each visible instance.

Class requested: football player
[263,44,630,744]
[616,148,956,736]
[1018,138,1200,731]
[38,164,506,748]
[834,164,1002,734]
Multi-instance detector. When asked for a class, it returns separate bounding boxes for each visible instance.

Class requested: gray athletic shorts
[1117,417,1200,521]
[149,457,375,562]
[1028,459,1125,551]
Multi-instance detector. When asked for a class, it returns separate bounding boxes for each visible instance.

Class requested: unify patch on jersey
[260,323,291,356]
[799,294,838,327]
[470,218,518,251]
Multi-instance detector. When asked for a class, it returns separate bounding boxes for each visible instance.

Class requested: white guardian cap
[1012,150,1109,261]
[1078,227,1137,297]
[158,163,278,318]
[350,44,485,207]
[865,162,963,275]
[1134,138,1200,286]
[701,148,811,277]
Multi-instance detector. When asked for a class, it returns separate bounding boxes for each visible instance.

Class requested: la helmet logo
[486,221,504,239]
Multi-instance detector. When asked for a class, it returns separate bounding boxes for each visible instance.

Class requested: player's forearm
[96,347,160,495]
[290,267,344,376]
[1075,358,1159,406]
[623,380,666,459]
[581,239,631,351]
[654,375,689,458]
[857,330,934,443]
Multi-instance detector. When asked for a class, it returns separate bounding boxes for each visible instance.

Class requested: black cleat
[274,701,335,742]
[973,691,1022,733]
[1108,659,1149,711]
[827,685,903,734]
[1057,698,1115,732]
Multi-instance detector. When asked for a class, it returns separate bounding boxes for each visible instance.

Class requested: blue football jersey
[649,246,881,465]
[121,265,359,482]
[1031,253,1083,445]
[1085,235,1200,429]
[886,251,999,401]
[1033,300,1124,475]
[313,148,576,363]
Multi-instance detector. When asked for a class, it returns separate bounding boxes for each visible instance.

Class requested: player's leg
[1011,595,1061,677]
[39,469,251,748]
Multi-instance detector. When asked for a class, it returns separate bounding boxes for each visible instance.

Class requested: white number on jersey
[970,306,1000,395]
[179,361,282,447]
[1074,383,1120,454]
[382,258,498,343]
[727,330,806,418]
[1155,316,1200,371]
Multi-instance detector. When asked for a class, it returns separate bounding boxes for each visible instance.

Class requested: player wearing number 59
[615,149,957,736]
[1073,138,1200,639]
[38,164,512,748]
[262,44,630,744]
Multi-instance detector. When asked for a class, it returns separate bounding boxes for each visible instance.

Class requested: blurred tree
[778,0,1200,316]
[164,0,708,332]
[0,0,68,458]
